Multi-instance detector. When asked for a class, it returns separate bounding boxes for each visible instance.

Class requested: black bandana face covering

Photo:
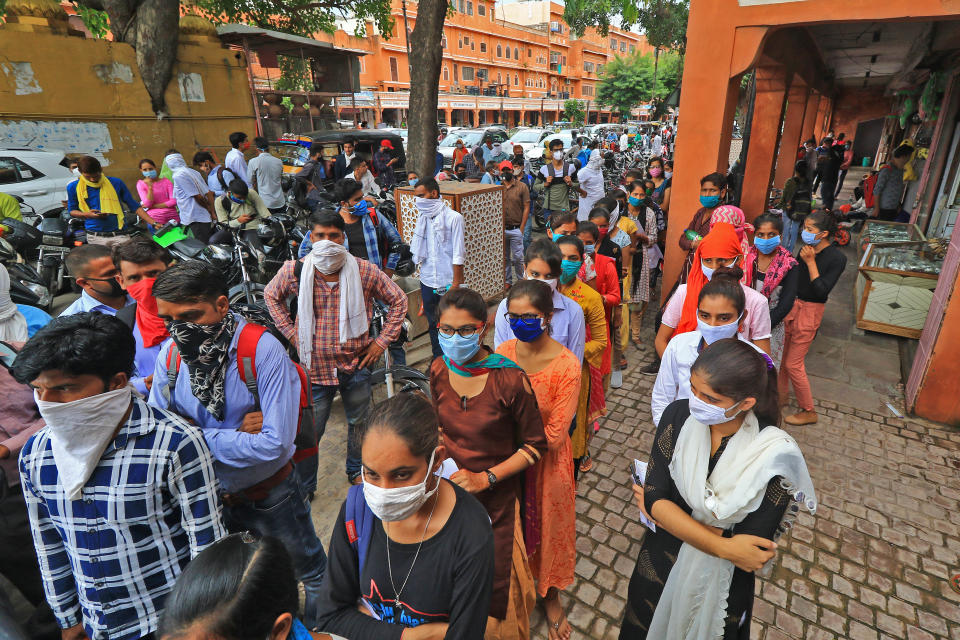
[167,313,237,421]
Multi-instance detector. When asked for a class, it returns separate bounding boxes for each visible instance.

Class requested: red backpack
[163,323,317,462]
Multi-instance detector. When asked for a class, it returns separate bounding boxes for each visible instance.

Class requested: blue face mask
[438,332,481,364]
[628,195,643,207]
[700,195,721,208]
[352,200,369,216]
[754,236,781,255]
[559,259,582,284]
[142,169,158,179]
[801,230,820,245]
[229,194,244,204]
[509,316,546,342]
[584,243,595,254]
[409,178,419,187]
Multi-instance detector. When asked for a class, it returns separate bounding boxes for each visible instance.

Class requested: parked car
[438,126,508,166]
[506,128,552,155]
[0,148,74,217]
[272,129,406,181]
[526,132,576,162]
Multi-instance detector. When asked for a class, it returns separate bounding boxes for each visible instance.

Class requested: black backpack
[788,179,812,221]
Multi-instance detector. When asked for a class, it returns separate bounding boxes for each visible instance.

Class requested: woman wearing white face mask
[622,339,815,640]
[655,223,772,360]
[651,271,766,426]
[316,392,496,640]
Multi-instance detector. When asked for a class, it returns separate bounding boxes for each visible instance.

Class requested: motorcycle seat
[172,237,207,259]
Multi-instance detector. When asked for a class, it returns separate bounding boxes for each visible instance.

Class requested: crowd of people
[0,119,858,640]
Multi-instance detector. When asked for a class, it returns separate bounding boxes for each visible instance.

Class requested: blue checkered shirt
[19,396,226,640]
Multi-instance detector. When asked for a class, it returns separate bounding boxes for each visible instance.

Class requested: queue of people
[0,126,863,640]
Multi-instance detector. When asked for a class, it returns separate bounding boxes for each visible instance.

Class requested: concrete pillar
[740,67,790,220]
[472,110,480,126]
[444,108,452,125]
[774,84,810,189]
[800,91,820,146]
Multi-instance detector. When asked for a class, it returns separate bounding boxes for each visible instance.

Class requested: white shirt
[353,170,379,197]
[206,166,236,197]
[620,133,629,148]
[652,135,662,153]
[225,148,250,187]
[651,330,764,426]
[247,153,285,209]
[577,167,604,221]
[415,203,465,289]
[172,167,212,224]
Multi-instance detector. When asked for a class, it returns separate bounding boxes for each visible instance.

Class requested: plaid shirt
[297,213,403,271]
[19,397,225,640]
[264,257,408,386]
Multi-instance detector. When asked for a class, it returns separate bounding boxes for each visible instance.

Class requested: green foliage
[597,51,682,119]
[73,1,109,38]
[564,0,688,52]
[564,99,586,125]
[195,0,394,39]
[275,56,312,92]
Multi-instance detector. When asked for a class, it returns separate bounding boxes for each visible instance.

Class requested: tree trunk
[406,0,446,178]
[80,0,179,114]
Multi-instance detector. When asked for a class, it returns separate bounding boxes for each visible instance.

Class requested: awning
[216,23,368,60]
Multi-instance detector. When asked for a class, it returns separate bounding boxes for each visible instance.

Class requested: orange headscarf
[675,222,743,335]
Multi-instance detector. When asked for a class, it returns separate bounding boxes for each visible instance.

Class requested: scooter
[37,208,85,294]
[0,236,52,310]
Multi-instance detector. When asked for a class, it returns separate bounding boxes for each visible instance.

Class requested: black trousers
[877,208,899,221]
[187,221,212,243]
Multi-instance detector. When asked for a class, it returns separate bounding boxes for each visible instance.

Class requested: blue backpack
[344,483,375,576]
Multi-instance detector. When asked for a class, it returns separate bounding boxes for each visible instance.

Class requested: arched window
[514,73,519,86]
[497,44,502,57]
[514,47,519,59]
[497,72,502,84]
[443,66,449,81]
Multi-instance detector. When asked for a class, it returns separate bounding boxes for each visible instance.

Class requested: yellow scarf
[76,175,124,229]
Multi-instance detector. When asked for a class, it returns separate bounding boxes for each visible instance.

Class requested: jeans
[420,283,445,359]
[504,228,524,285]
[820,181,837,211]
[309,368,372,483]
[223,472,327,629]
[523,183,536,250]
[781,216,802,252]
[835,169,848,198]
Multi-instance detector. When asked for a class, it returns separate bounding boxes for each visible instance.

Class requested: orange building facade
[670,0,960,424]
[249,0,651,127]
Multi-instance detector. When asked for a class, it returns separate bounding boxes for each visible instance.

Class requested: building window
[462,66,474,81]
[458,38,463,48]
[562,55,566,65]
[466,0,472,15]
[620,42,626,52]
[497,72,502,84]
[497,44,502,57]
[583,85,593,96]
[514,73,519,86]
[442,35,447,48]
[528,47,532,57]
[630,44,636,53]
[597,63,603,74]
[584,62,594,72]
[471,42,475,50]
[610,38,616,50]
[458,0,464,11]
[464,36,470,45]
[505,45,510,59]
[389,57,399,82]
[514,47,519,59]
[477,68,488,81]
[443,66,449,80]
[481,42,487,53]
[478,2,485,15]
[454,63,459,82]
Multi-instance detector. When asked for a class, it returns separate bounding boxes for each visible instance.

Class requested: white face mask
[362,448,440,522]
[552,151,564,161]
[35,386,133,501]
[526,273,558,293]
[492,143,502,153]
[697,314,741,345]
[309,239,348,275]
[688,392,742,426]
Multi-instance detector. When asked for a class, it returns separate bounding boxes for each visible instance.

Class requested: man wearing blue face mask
[211,179,271,247]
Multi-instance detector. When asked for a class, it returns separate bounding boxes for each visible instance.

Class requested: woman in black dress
[621,339,816,639]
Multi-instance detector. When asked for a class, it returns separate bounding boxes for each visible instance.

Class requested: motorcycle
[37,208,85,294]
[0,235,52,310]
[255,214,304,280]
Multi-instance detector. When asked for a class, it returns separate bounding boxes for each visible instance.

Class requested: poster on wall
[178,73,206,103]
[0,120,113,162]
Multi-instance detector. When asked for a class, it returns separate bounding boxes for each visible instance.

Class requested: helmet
[391,241,415,277]
[257,217,285,248]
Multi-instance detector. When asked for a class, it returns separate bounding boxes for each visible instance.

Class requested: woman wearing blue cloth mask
[676,172,727,285]
[158,533,332,640]
[743,213,799,367]
[651,270,768,426]
[429,287,547,640]
[211,178,270,246]
[496,280,580,640]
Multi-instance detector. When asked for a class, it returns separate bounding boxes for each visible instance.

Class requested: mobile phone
[628,461,642,485]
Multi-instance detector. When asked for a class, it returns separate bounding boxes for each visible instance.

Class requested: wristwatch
[485,470,498,489]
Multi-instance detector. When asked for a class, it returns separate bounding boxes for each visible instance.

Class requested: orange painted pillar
[773,84,810,189]
[800,91,820,145]
[739,67,789,220]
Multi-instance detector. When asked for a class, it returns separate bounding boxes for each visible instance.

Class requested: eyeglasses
[437,324,484,338]
[504,313,543,322]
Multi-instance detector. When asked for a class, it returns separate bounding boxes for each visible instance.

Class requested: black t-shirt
[344,219,368,260]
[796,244,846,303]
[315,480,495,640]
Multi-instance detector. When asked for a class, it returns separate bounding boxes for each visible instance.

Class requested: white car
[437,127,508,167]
[0,148,74,216]
[506,128,552,155]
[526,132,575,163]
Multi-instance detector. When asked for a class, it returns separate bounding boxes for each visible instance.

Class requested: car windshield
[511,130,545,143]
[544,135,572,148]
[440,131,484,147]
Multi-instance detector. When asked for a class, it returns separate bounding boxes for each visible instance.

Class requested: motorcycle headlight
[25,282,52,309]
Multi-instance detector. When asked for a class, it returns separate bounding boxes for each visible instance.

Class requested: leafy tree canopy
[564,99,586,125]
[194,0,393,39]
[564,0,688,52]
[596,50,682,119]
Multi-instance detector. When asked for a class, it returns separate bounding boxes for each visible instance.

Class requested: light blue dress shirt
[58,290,133,317]
[148,315,301,493]
[493,289,585,363]
[131,318,163,396]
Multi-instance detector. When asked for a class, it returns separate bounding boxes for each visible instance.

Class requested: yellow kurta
[559,279,608,459]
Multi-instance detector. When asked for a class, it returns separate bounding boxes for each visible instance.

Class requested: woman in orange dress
[496,279,581,640]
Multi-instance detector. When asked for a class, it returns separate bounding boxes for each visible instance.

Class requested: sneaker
[640,358,661,375]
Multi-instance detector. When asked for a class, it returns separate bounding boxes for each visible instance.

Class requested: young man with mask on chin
[59,244,133,317]
[264,211,407,489]
[112,237,173,395]
[409,178,464,359]
[15,312,225,640]
[500,160,529,289]
[149,261,329,629]
[536,138,578,226]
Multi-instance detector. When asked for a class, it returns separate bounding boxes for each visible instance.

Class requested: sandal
[580,455,593,473]
[544,604,571,640]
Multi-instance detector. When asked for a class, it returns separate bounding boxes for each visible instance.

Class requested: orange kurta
[496,340,581,596]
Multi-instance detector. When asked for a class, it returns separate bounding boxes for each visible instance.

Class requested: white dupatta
[648,411,816,639]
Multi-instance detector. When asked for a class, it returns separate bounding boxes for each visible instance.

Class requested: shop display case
[395,182,505,300]
[855,241,944,338]
[857,220,925,256]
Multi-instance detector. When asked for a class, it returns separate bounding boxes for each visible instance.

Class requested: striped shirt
[263,258,408,386]
[19,397,225,640]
